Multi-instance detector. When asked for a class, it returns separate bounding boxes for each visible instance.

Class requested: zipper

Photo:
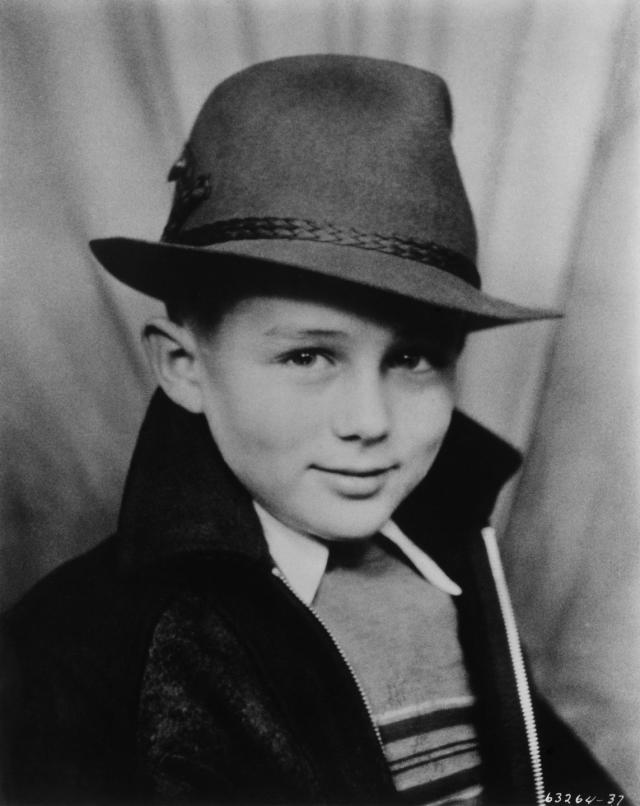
[481,527,545,806]
[271,565,385,753]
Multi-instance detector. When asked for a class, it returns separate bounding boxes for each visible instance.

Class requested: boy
[1,55,622,804]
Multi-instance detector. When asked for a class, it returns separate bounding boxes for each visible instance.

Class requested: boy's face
[193,292,457,541]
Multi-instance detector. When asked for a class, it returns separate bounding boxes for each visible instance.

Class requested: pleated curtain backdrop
[1,0,638,797]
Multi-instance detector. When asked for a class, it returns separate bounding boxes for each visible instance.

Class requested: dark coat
[1,390,621,804]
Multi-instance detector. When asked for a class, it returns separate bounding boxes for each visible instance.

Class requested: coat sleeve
[136,590,326,804]
[136,599,239,802]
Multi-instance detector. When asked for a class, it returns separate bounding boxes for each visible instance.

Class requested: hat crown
[165,55,477,261]
[90,55,558,327]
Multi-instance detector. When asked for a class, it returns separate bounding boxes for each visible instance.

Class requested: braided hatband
[165,217,480,288]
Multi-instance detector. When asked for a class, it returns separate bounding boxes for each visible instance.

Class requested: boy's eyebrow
[394,329,441,342]
[262,326,348,339]
[262,325,447,343]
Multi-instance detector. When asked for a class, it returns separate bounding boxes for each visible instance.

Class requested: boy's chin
[296,503,396,542]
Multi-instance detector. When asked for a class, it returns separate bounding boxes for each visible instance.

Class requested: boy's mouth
[311,464,399,500]
[312,464,398,477]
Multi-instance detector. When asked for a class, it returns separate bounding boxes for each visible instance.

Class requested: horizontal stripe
[392,737,476,763]
[426,783,483,806]
[397,766,482,802]
[379,704,476,743]
[376,695,475,726]
[392,754,481,792]
[391,740,478,773]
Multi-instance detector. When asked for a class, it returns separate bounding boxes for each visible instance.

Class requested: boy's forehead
[167,263,466,342]
[207,284,462,342]
[227,292,406,334]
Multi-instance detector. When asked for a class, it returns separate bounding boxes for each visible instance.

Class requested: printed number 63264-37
[545,794,624,805]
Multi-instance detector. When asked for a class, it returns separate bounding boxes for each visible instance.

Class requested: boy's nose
[331,371,391,443]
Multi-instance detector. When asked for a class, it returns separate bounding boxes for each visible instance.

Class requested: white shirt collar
[253,502,462,605]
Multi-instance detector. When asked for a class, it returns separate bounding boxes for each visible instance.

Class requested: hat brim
[89,236,560,331]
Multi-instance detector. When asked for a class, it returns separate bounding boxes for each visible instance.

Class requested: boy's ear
[141,317,205,413]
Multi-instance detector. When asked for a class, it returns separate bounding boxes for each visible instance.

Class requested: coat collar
[116,389,521,575]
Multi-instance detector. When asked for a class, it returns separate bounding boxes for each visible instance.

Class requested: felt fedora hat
[90,54,559,328]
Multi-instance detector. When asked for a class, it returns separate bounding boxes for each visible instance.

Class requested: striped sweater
[313,537,483,805]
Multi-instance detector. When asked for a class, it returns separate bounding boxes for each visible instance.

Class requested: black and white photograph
[1,1,638,803]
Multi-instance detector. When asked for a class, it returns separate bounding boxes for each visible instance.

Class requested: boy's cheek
[213,387,328,445]
[397,395,454,449]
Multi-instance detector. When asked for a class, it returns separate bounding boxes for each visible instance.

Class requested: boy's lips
[311,464,398,477]
[311,464,398,499]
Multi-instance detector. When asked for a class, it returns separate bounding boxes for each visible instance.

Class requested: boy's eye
[281,349,331,368]
[389,351,434,372]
